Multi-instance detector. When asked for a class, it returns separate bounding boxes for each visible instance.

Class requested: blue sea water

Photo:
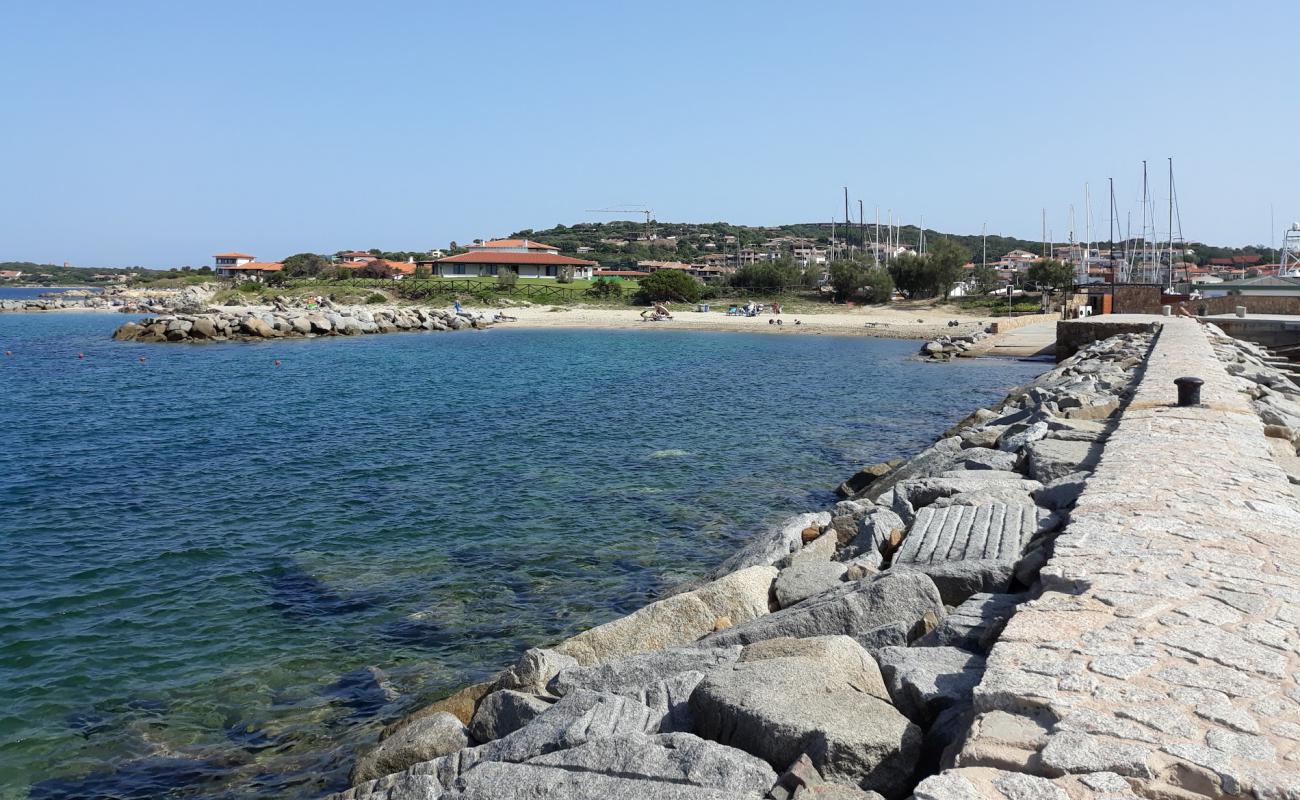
[0,307,1044,799]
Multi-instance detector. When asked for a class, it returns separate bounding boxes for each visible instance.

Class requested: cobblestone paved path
[918,318,1300,799]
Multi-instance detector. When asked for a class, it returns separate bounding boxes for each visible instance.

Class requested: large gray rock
[549,645,742,697]
[701,571,944,649]
[894,560,1016,606]
[836,459,903,498]
[469,689,553,742]
[494,648,577,696]
[776,530,838,569]
[738,635,890,700]
[1022,439,1102,484]
[845,509,906,566]
[710,513,831,578]
[351,711,470,784]
[953,448,1019,472]
[556,565,776,665]
[998,421,1049,452]
[691,651,921,797]
[862,437,966,502]
[519,732,777,796]
[548,647,740,732]
[466,690,661,770]
[775,560,848,608]
[895,477,1042,512]
[1032,471,1089,510]
[914,592,1024,653]
[875,646,986,727]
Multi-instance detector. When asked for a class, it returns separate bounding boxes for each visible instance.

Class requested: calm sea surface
[0,304,1044,799]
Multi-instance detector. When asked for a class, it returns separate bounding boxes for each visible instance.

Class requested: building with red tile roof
[424,239,596,279]
[217,260,283,280]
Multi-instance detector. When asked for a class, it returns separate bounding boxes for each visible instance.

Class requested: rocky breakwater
[1210,328,1300,486]
[1,284,216,314]
[919,330,992,362]
[111,301,491,343]
[320,331,1152,800]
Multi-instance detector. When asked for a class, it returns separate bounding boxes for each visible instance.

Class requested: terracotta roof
[436,252,597,266]
[339,251,373,258]
[471,239,558,251]
[595,269,651,277]
[222,261,283,272]
[214,252,254,259]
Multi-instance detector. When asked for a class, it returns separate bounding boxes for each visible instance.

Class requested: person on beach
[453,300,462,315]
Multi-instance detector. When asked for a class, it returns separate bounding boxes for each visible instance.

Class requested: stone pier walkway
[918,318,1300,799]
[963,321,1059,360]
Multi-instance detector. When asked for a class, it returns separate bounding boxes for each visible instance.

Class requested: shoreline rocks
[111,301,493,343]
[919,329,993,361]
[2,284,217,314]
[324,327,1160,800]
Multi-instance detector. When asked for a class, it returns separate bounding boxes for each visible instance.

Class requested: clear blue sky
[2,1,1296,268]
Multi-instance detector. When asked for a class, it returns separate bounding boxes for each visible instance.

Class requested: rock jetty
[1,284,216,314]
[918,330,992,361]
[111,300,492,343]
[324,330,1158,799]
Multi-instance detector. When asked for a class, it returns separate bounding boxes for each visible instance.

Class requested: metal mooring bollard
[1174,376,1204,407]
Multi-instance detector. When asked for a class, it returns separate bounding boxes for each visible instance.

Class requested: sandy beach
[492,301,994,340]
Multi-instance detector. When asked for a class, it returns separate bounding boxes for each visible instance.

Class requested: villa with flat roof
[422,239,597,279]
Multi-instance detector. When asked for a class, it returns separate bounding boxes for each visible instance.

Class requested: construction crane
[585,205,655,242]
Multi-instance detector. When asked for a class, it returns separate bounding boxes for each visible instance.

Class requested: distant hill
[0,261,195,285]
[507,221,1275,268]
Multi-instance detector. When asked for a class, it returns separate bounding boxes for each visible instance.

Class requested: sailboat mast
[1167,158,1175,289]
[1108,177,1116,288]
[1140,161,1149,283]
[875,206,880,264]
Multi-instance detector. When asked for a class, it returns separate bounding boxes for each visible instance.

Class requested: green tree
[1027,258,1075,294]
[634,269,702,303]
[497,267,518,288]
[281,252,333,277]
[861,266,894,304]
[971,263,999,294]
[827,258,867,302]
[887,252,928,297]
[585,277,623,299]
[926,237,970,299]
[730,256,802,293]
[887,238,970,298]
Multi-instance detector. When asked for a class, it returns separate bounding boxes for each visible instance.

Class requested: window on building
[453,265,466,275]
[484,265,498,276]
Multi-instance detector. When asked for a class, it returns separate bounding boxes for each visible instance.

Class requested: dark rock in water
[67,697,169,738]
[27,757,227,800]
[266,562,374,617]
[326,666,400,719]
[224,720,281,753]
[377,614,453,647]
[64,710,114,738]
[835,459,903,498]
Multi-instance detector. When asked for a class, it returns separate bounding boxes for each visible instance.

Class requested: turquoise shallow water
[0,308,1044,799]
